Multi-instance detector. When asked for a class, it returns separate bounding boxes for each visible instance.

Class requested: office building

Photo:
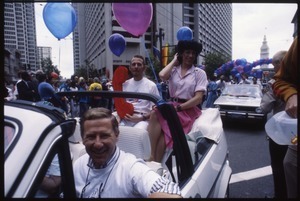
[156,3,232,65]
[73,3,232,79]
[36,46,52,70]
[4,2,38,73]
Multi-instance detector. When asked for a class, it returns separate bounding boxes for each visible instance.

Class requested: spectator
[16,71,37,101]
[78,79,89,118]
[13,70,23,99]
[58,79,71,114]
[31,71,42,101]
[73,107,182,198]
[88,77,103,108]
[87,77,94,87]
[205,76,218,108]
[231,74,240,84]
[38,73,64,110]
[99,75,110,108]
[239,73,251,84]
[5,81,16,101]
[260,50,287,198]
[69,79,79,118]
[4,82,9,101]
[147,40,207,162]
[272,36,297,198]
[119,55,160,130]
[216,75,226,95]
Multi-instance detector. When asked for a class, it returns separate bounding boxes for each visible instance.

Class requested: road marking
[229,165,272,184]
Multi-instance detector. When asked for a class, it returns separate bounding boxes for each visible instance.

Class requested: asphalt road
[223,118,275,198]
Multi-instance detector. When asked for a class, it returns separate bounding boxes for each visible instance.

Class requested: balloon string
[141,37,159,84]
[58,39,61,70]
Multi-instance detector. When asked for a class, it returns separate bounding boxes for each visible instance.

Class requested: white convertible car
[4,91,232,198]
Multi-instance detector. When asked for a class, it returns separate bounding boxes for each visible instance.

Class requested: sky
[35,3,74,79]
[34,3,298,78]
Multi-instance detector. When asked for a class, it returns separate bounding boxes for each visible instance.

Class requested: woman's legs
[155,134,166,162]
[147,110,165,162]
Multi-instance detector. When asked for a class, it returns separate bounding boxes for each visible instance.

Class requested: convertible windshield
[221,85,262,98]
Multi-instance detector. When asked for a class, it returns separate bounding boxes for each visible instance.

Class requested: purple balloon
[109,33,126,57]
[112,3,153,37]
[43,3,77,40]
[236,65,244,73]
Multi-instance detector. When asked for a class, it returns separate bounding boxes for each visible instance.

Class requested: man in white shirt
[120,55,160,130]
[73,108,181,198]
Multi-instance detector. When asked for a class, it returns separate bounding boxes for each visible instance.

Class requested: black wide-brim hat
[176,40,203,55]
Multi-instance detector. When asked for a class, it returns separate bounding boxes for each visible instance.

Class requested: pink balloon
[112,3,153,37]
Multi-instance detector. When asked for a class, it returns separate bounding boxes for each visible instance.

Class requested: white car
[4,100,77,198]
[4,91,232,198]
[214,84,267,124]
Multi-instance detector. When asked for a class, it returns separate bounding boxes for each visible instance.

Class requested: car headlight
[255,107,262,113]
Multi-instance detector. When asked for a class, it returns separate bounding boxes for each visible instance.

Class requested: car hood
[214,95,261,107]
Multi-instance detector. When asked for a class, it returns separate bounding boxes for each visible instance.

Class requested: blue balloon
[43,3,77,40]
[234,58,247,66]
[177,26,193,41]
[240,58,247,66]
[268,58,273,64]
[244,65,252,73]
[230,68,238,76]
[109,33,126,57]
[256,69,263,78]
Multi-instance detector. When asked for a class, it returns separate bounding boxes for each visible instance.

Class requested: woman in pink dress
[148,40,208,162]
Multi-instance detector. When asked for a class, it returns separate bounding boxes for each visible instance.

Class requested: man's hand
[148,192,182,198]
[124,114,142,123]
[285,94,297,118]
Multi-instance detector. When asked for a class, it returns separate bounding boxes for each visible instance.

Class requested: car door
[5,102,77,198]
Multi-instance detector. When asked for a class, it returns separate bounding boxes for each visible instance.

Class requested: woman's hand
[172,53,180,66]
[159,53,180,80]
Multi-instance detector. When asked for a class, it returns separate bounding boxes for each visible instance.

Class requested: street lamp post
[158,28,164,68]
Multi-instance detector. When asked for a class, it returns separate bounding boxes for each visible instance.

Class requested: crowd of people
[4,71,113,118]
[4,37,297,198]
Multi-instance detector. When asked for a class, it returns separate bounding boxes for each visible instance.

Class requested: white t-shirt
[122,77,160,114]
[73,147,180,198]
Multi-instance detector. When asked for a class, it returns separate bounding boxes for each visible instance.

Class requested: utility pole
[158,27,164,68]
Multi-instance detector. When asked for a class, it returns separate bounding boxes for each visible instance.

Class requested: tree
[145,52,161,83]
[74,67,88,79]
[41,57,60,77]
[74,59,99,79]
[145,45,176,83]
[204,52,230,79]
